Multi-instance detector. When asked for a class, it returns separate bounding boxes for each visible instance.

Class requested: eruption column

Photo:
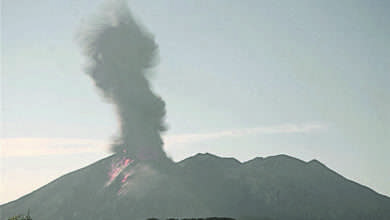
[78,0,170,164]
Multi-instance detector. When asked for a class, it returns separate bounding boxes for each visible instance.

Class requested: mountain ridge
[1,153,389,220]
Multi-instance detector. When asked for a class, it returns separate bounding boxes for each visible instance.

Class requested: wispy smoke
[77,0,169,162]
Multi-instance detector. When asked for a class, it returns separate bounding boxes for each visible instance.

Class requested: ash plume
[77,0,169,163]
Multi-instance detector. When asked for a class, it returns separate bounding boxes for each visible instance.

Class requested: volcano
[1,153,389,220]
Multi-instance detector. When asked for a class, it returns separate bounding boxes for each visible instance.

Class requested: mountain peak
[2,153,390,220]
[178,153,241,167]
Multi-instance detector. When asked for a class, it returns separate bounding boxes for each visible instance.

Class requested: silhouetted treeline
[7,209,32,220]
[7,215,32,220]
[147,218,236,220]
[147,218,275,220]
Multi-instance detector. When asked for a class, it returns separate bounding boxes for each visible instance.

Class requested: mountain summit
[1,153,389,220]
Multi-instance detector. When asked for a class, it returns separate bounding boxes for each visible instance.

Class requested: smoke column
[78,0,169,163]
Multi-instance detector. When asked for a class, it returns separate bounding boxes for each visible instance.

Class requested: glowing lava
[121,171,132,183]
[105,155,134,187]
[105,150,161,195]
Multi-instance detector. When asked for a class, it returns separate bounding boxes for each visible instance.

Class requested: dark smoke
[78,0,169,163]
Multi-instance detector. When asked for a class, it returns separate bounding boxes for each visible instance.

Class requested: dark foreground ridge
[146,218,275,220]
[147,218,236,220]
[1,153,390,220]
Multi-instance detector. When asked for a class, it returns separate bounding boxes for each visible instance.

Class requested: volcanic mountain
[1,153,389,220]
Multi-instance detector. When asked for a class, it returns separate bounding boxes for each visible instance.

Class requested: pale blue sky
[1,0,389,203]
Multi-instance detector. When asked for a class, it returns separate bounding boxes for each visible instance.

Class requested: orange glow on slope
[106,155,134,187]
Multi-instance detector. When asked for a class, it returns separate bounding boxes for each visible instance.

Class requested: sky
[1,0,389,204]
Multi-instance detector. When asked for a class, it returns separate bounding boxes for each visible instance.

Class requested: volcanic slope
[1,153,390,220]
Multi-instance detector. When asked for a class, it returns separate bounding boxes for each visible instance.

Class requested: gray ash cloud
[77,0,169,163]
